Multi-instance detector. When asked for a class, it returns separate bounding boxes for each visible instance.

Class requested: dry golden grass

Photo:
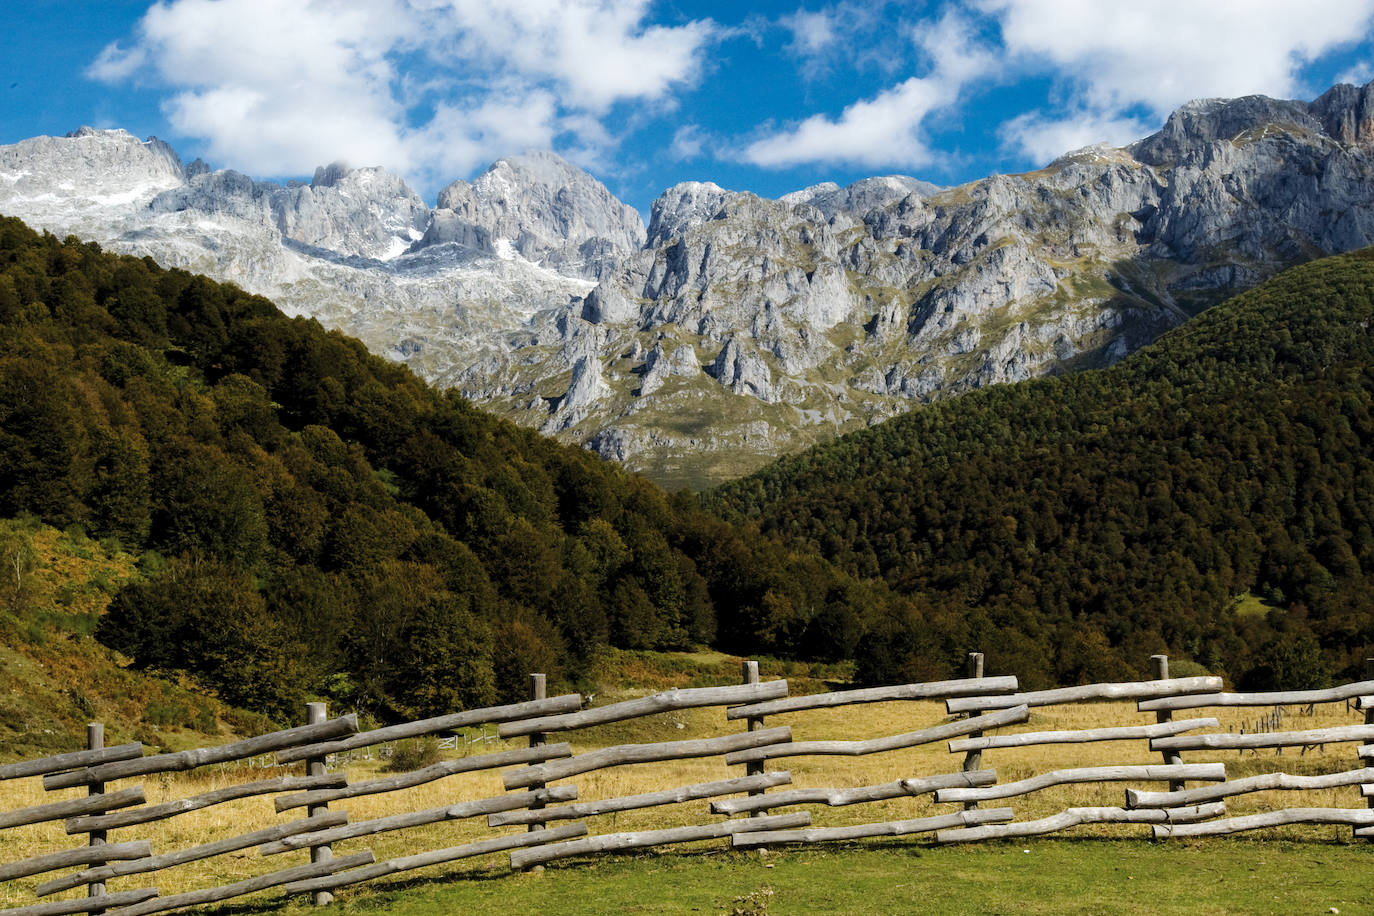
[3,687,1370,910]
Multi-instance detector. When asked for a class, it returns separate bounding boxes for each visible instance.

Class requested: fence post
[86,723,107,912]
[741,660,765,816]
[305,702,333,906]
[1365,658,1374,832]
[960,653,985,811]
[526,673,547,872]
[1150,655,1186,792]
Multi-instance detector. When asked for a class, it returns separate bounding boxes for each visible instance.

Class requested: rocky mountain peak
[1128,86,1374,168]
[781,175,942,221]
[429,150,644,280]
[1311,81,1374,145]
[310,162,352,188]
[278,163,430,261]
[646,181,735,246]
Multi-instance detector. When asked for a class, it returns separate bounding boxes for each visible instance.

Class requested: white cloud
[982,0,1374,115]
[87,42,147,82]
[741,12,996,168]
[782,9,839,60]
[1340,62,1374,87]
[436,0,715,113]
[980,0,1374,160]
[670,125,706,160]
[411,90,560,185]
[88,0,715,191]
[998,111,1152,165]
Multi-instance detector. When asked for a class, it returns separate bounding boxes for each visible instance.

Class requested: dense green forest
[712,250,1374,689]
[0,217,885,720]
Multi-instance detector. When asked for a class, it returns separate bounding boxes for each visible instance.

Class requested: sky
[5,0,1374,216]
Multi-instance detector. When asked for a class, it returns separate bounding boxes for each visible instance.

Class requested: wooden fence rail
[5,655,1374,916]
[711,771,996,815]
[937,803,1227,843]
[945,677,1224,714]
[75,774,346,832]
[0,787,146,831]
[498,682,789,737]
[43,717,358,790]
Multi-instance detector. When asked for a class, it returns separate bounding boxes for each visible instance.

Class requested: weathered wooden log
[0,744,144,782]
[0,841,153,882]
[935,764,1227,804]
[1152,724,1374,752]
[36,813,347,896]
[712,770,997,815]
[491,773,792,826]
[498,682,789,738]
[733,807,1015,847]
[949,718,1219,754]
[259,786,577,854]
[1140,680,1374,712]
[508,812,811,869]
[301,702,334,907]
[66,774,345,834]
[1156,807,1374,838]
[1148,656,1186,792]
[503,727,793,790]
[958,652,987,812]
[725,676,1019,720]
[43,716,358,790]
[937,803,1226,843]
[0,887,158,916]
[82,723,107,902]
[275,695,582,764]
[275,744,572,812]
[1365,660,1374,835]
[281,822,591,894]
[99,851,375,916]
[0,785,145,831]
[737,661,766,818]
[725,706,1028,764]
[946,677,1222,714]
[1126,768,1374,808]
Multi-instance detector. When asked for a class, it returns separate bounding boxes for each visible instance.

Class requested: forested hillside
[0,217,881,721]
[712,250,1374,689]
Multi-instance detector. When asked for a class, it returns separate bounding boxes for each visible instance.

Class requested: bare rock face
[5,81,1374,488]
[276,164,431,260]
[430,151,645,280]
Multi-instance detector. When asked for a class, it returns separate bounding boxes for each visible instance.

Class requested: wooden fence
[4,653,1374,915]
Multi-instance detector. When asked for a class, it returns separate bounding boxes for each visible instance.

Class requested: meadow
[2,650,1372,914]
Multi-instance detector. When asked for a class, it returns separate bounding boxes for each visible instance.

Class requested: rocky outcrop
[710,338,778,402]
[544,355,612,432]
[639,342,700,396]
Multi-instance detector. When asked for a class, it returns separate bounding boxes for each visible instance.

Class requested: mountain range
[3,81,1374,487]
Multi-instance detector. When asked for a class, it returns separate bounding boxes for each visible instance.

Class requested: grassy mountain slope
[711,250,1374,688]
[0,518,274,757]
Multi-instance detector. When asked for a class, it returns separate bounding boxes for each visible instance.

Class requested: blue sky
[5,1,1374,216]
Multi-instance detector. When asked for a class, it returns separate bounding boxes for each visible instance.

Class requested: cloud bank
[741,0,1374,170]
[88,0,1374,190]
[89,0,715,189]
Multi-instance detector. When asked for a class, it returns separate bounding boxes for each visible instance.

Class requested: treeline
[711,250,1374,689]
[0,217,889,720]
